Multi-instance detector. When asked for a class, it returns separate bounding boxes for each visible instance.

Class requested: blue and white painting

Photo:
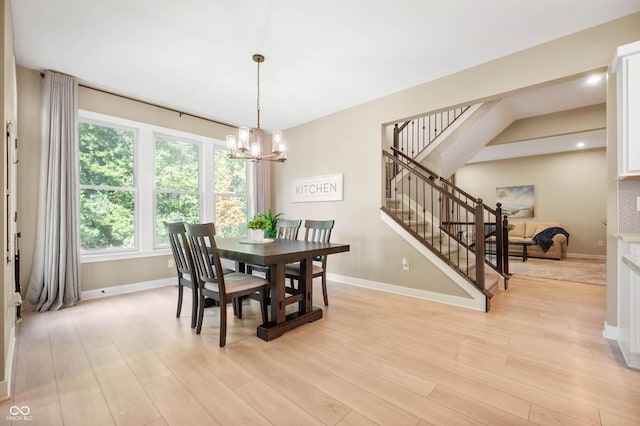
[496,185,534,218]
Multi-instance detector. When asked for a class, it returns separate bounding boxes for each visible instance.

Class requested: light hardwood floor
[2,275,640,425]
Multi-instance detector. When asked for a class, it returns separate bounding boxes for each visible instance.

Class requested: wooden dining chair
[165,222,199,328]
[285,219,334,306]
[186,222,269,347]
[247,219,302,279]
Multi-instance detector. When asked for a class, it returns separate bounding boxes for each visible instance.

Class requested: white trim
[81,277,175,300]
[602,321,618,340]
[0,326,17,399]
[82,249,171,263]
[327,273,485,311]
[567,253,606,260]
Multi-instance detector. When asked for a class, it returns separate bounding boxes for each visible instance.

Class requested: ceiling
[468,73,608,163]
[11,0,640,132]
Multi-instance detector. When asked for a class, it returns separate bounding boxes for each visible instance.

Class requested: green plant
[247,214,270,231]
[264,209,283,238]
[507,224,515,231]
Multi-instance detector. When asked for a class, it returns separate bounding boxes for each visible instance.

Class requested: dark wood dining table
[215,237,350,341]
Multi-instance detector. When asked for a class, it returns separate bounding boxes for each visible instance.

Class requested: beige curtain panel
[26,71,80,312]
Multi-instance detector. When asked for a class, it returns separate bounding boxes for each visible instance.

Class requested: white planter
[249,229,265,242]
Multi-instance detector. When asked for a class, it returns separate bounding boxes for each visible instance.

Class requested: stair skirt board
[380,211,488,312]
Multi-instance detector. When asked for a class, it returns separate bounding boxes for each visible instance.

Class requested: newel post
[502,214,510,277]
[474,198,485,289]
[495,203,504,273]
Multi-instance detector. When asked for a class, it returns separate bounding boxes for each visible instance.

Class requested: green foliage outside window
[214,149,248,237]
[79,123,135,251]
[155,137,200,245]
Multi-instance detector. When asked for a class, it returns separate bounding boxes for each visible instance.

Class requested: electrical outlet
[402,258,410,271]
[168,258,175,268]
[597,240,604,247]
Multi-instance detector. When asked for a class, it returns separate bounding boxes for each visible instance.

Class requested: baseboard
[602,321,618,340]
[81,277,175,300]
[0,325,17,399]
[567,253,606,260]
[326,273,485,311]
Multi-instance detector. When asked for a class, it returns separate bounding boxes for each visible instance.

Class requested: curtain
[254,134,272,214]
[25,71,80,312]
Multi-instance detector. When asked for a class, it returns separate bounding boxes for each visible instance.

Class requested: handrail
[392,105,471,161]
[440,178,497,214]
[384,151,475,215]
[390,146,439,179]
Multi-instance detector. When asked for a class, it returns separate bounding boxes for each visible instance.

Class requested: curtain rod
[40,72,236,129]
[80,83,236,129]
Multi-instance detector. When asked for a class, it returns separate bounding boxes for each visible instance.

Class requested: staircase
[382,106,510,312]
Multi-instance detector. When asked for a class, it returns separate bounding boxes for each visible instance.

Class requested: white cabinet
[619,244,640,369]
[614,40,640,177]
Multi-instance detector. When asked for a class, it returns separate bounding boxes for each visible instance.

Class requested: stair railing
[386,147,509,278]
[393,105,471,160]
[382,149,494,297]
[439,179,509,278]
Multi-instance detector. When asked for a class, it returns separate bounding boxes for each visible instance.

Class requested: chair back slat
[186,223,226,294]
[303,220,334,243]
[166,222,193,275]
[303,220,334,263]
[276,219,302,240]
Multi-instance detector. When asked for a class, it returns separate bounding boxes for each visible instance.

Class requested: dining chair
[285,219,334,306]
[247,219,302,279]
[186,222,269,347]
[166,222,198,328]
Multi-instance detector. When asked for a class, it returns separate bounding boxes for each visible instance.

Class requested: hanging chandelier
[226,54,287,162]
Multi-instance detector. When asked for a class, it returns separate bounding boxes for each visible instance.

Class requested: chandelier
[226,54,287,162]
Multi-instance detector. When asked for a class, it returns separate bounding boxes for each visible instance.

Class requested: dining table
[215,237,350,341]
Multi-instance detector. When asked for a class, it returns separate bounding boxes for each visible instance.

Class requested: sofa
[507,221,569,260]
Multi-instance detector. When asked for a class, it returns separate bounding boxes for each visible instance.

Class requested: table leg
[523,244,528,262]
[268,263,286,324]
[256,259,323,341]
[300,256,313,314]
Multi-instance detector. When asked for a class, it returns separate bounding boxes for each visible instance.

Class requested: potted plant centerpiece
[247,213,270,242]
[264,210,283,238]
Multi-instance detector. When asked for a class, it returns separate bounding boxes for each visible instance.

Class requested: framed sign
[292,173,343,203]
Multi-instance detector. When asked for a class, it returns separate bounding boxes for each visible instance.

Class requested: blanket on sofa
[532,227,570,252]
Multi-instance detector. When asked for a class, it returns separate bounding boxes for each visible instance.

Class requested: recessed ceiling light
[577,141,586,148]
[586,74,603,85]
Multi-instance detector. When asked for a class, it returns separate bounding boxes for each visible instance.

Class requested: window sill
[81,249,171,264]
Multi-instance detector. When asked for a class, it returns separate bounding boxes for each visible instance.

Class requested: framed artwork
[496,185,534,217]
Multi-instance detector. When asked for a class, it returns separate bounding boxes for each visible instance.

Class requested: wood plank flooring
[2,275,640,425]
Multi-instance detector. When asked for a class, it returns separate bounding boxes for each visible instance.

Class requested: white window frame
[79,110,247,263]
[78,117,139,254]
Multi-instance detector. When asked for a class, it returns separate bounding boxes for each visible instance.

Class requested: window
[79,122,136,252]
[154,135,200,246]
[78,110,250,260]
